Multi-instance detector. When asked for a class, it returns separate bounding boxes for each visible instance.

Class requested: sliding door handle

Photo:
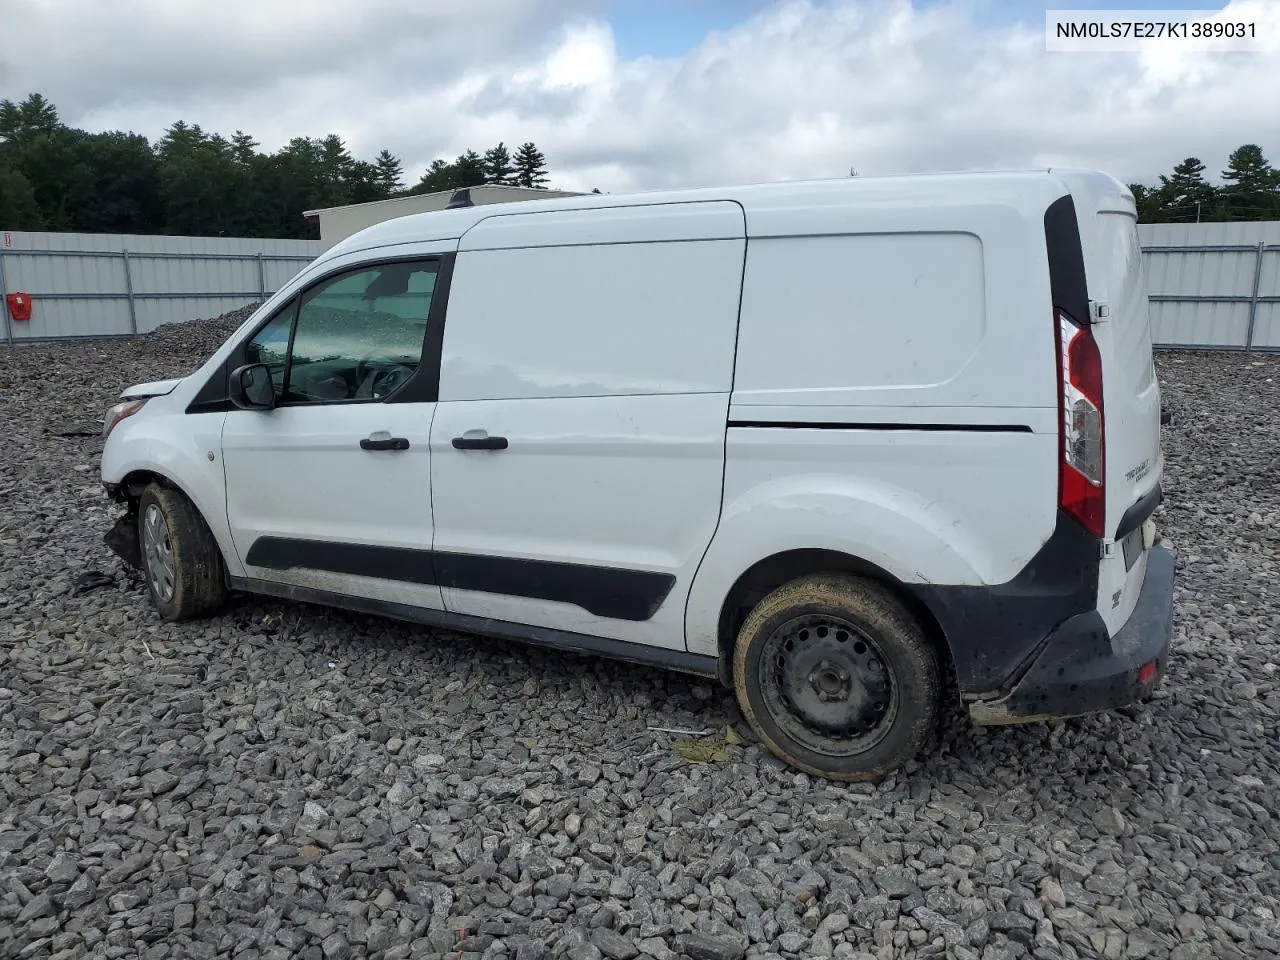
[452,435,508,451]
[360,436,410,451]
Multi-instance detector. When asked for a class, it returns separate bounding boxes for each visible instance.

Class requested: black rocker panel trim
[230,576,719,678]
[433,552,675,622]
[242,537,677,622]
[246,537,433,584]
[185,253,457,414]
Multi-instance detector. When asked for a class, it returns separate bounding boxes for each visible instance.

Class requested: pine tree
[1220,144,1280,220]
[483,142,515,185]
[1128,183,1162,223]
[1222,144,1279,192]
[347,160,387,203]
[453,150,486,187]
[374,150,403,192]
[230,131,259,165]
[0,93,59,144]
[1156,157,1216,222]
[413,159,453,194]
[513,141,549,188]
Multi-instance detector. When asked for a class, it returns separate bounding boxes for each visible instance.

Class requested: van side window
[245,260,439,404]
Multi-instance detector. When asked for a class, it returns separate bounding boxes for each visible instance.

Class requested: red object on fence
[6,292,33,322]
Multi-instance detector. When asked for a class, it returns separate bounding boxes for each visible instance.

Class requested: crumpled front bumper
[969,544,1176,724]
[103,488,142,569]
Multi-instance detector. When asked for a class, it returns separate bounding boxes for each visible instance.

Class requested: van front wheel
[137,484,228,621]
[732,573,941,781]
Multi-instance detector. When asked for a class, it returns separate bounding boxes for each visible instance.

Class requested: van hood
[120,377,185,400]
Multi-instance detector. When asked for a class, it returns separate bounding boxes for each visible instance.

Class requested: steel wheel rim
[759,614,899,757]
[142,504,176,603]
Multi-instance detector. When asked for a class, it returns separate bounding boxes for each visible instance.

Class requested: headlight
[103,398,147,440]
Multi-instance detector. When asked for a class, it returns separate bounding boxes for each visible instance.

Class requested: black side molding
[228,576,719,679]
[1114,483,1162,542]
[434,552,673,622]
[243,537,676,622]
[727,420,1033,434]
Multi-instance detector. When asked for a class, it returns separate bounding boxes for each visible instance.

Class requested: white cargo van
[100,170,1175,780]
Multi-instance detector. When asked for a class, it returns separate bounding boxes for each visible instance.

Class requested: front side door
[428,201,747,650]
[221,255,448,610]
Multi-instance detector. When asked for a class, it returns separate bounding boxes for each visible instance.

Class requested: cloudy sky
[3,0,1278,193]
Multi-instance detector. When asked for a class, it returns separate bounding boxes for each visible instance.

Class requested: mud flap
[105,510,142,569]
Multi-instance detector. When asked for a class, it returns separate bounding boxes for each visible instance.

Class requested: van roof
[319,167,1129,263]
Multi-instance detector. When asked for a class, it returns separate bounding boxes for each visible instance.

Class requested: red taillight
[1055,308,1105,538]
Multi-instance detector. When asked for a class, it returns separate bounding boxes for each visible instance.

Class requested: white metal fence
[0,231,322,343]
[1138,221,1280,352]
[1,222,1278,349]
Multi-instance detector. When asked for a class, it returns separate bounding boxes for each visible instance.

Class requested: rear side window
[244,260,439,404]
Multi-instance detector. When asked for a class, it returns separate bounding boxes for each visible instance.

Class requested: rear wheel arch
[714,548,955,689]
[731,571,944,780]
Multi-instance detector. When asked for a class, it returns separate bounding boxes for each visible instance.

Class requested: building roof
[302,183,583,221]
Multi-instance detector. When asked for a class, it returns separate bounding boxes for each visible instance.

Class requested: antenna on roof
[445,188,474,209]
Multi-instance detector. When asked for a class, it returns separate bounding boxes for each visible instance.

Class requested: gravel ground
[1,310,1278,960]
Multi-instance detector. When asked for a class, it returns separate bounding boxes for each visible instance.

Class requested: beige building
[303,184,585,249]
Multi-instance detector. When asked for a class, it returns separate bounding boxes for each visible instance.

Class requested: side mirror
[229,363,277,411]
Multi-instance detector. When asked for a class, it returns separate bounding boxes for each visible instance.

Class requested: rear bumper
[968,544,1175,724]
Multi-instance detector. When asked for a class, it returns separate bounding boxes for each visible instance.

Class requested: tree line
[1128,145,1280,223]
[0,93,554,239]
[4,93,1278,238]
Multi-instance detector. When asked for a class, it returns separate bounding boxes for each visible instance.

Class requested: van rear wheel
[137,484,228,621]
[732,573,941,781]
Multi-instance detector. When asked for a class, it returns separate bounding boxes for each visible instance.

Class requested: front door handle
[360,435,410,451]
[452,434,508,451]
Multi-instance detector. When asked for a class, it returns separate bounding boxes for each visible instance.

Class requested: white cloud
[3,0,1278,193]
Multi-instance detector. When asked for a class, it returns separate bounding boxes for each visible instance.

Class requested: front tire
[733,573,941,781]
[137,484,227,621]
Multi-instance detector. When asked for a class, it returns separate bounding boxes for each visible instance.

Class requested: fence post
[257,252,267,299]
[0,246,11,345]
[122,250,139,336]
[1245,241,1265,352]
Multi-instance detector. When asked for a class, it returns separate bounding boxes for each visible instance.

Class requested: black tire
[732,573,941,781]
[137,483,228,621]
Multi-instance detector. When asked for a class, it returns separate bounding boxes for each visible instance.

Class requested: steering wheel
[355,352,415,399]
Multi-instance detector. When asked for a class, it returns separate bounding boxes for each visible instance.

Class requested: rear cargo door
[1061,172,1163,633]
